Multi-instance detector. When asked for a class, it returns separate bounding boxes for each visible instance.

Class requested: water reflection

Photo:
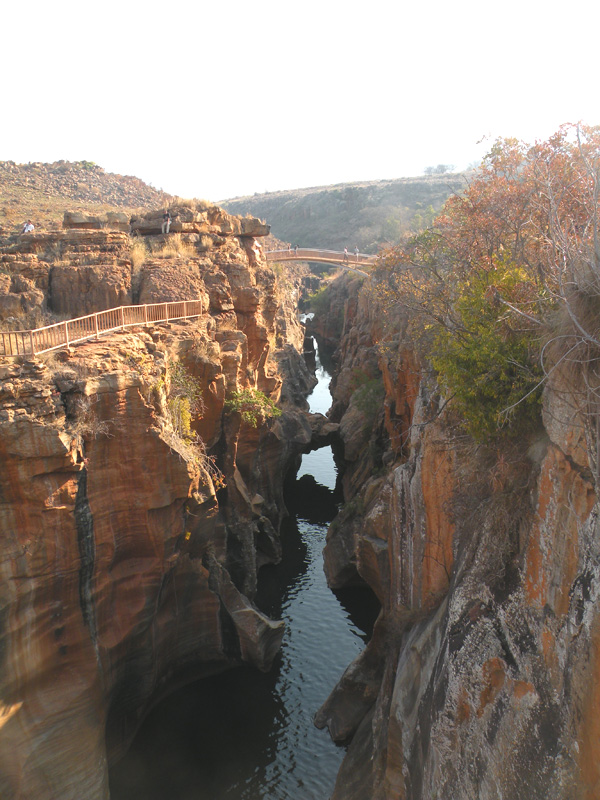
[110,465,371,800]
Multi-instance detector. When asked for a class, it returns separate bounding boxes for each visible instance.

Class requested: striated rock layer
[315,271,600,800]
[0,217,316,800]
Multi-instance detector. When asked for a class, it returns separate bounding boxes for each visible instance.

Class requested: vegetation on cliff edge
[373,123,600,441]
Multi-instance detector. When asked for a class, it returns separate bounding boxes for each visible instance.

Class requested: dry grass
[169,197,214,213]
[67,394,112,440]
[130,237,149,270]
[150,234,197,260]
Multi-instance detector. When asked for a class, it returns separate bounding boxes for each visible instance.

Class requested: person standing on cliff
[162,210,171,234]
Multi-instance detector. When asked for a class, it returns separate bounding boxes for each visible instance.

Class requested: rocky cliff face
[0,204,273,322]
[315,272,600,800]
[0,211,317,800]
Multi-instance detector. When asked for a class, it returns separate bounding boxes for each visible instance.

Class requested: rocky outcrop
[315,271,600,800]
[63,210,130,231]
[129,205,269,239]
[0,204,271,321]
[0,215,313,799]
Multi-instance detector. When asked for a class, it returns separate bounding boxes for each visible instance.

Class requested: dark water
[109,343,378,800]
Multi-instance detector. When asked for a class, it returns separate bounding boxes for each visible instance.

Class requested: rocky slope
[0,208,319,799]
[312,271,600,800]
[0,160,172,234]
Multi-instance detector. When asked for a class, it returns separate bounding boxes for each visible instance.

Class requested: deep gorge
[2,178,600,800]
[108,344,380,799]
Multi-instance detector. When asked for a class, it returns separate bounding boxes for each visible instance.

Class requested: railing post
[184,300,187,319]
[164,303,169,322]
[120,306,125,330]
[144,304,148,325]
[64,321,70,350]
[29,330,34,356]
[94,313,99,340]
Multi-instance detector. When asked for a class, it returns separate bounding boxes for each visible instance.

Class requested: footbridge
[1,250,375,358]
[265,248,375,277]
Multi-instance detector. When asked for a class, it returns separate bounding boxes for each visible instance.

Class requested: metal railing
[0,299,204,358]
[265,248,375,277]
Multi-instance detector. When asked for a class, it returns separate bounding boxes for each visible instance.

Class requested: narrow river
[109,343,378,800]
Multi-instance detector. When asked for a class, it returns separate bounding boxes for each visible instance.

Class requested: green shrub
[351,372,385,430]
[431,264,543,440]
[308,285,331,315]
[225,388,281,428]
[167,361,203,441]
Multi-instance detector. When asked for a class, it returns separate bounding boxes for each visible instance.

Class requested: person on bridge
[354,246,359,261]
[162,210,172,234]
[344,247,349,263]
[294,245,299,256]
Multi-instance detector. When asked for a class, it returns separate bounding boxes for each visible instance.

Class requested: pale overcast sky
[2,0,598,202]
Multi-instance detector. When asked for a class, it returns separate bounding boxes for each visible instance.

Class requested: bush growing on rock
[225,388,282,428]
[430,260,544,440]
[166,360,204,442]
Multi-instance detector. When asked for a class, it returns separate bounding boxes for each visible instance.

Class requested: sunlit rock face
[316,271,600,800]
[0,216,313,800]
[0,204,271,320]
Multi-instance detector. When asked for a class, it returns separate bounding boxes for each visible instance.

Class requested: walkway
[1,248,375,358]
[0,300,204,358]
[265,248,374,276]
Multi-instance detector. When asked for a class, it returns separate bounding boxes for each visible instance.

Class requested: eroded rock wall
[0,220,314,799]
[317,272,600,800]
[0,204,273,320]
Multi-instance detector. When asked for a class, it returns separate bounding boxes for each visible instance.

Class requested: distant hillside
[222,174,470,253]
[0,161,172,233]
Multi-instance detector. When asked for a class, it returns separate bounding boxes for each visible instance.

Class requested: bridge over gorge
[0,249,376,358]
[265,248,375,276]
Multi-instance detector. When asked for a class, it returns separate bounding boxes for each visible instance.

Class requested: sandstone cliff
[314,271,600,800]
[0,209,316,799]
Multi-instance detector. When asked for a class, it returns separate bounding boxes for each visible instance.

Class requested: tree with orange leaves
[373,123,600,440]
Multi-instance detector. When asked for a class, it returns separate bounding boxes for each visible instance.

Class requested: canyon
[1,189,599,800]
[0,206,320,798]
